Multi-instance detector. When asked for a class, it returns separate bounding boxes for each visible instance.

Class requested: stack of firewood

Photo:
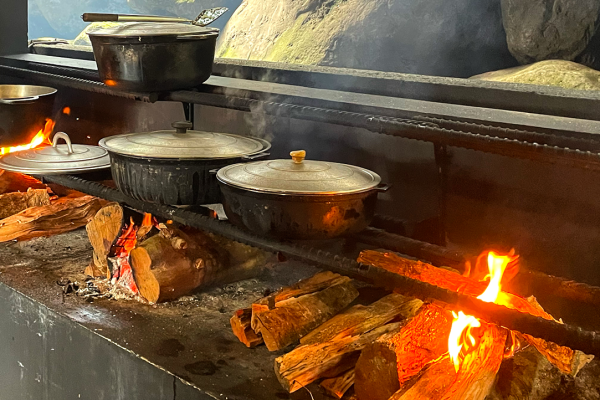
[0,170,104,243]
[230,270,423,399]
[231,251,595,400]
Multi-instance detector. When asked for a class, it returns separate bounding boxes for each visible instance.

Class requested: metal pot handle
[375,183,391,192]
[0,96,40,104]
[52,132,74,154]
[172,121,193,133]
[242,152,270,161]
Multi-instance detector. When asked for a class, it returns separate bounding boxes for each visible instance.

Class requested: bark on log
[0,170,47,194]
[230,308,263,348]
[301,293,423,346]
[130,227,226,303]
[274,322,402,393]
[488,345,562,400]
[354,303,453,400]
[0,195,103,242]
[320,368,355,400]
[524,334,594,377]
[252,272,359,351]
[85,202,124,279]
[0,188,50,219]
[357,250,555,321]
[390,321,507,400]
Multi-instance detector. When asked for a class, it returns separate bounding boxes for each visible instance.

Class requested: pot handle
[209,168,219,175]
[52,132,74,154]
[375,183,391,192]
[242,152,270,161]
[0,96,40,104]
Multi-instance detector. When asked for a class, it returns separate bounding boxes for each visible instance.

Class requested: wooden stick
[252,272,359,351]
[274,322,402,393]
[301,293,423,346]
[320,368,355,400]
[390,322,507,400]
[0,188,50,219]
[230,308,263,348]
[358,250,555,321]
[0,195,103,242]
[354,303,453,400]
[85,202,124,279]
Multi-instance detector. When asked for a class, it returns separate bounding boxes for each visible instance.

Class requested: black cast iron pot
[99,121,271,206]
[216,151,388,240]
[0,85,56,147]
[88,23,219,92]
[218,184,385,240]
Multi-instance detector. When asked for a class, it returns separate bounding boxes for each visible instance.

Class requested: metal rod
[43,175,600,356]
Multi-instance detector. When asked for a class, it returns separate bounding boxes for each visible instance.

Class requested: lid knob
[290,150,306,164]
[172,121,193,133]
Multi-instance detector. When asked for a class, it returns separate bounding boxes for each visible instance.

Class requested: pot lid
[0,132,111,175]
[99,121,271,159]
[217,150,382,195]
[88,22,218,38]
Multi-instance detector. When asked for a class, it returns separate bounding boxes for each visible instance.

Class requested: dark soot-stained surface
[0,228,329,400]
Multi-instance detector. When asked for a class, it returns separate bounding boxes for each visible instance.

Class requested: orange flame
[448,250,520,371]
[0,119,55,155]
[62,106,71,115]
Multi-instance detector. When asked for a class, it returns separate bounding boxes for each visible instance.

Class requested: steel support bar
[43,174,600,357]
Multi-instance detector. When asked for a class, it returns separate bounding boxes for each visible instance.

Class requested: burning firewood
[0,188,50,219]
[354,303,453,400]
[0,195,103,242]
[389,320,507,400]
[251,271,359,351]
[85,202,124,278]
[274,322,403,393]
[320,368,355,399]
[357,249,593,375]
[0,170,47,194]
[230,308,264,348]
[300,293,423,346]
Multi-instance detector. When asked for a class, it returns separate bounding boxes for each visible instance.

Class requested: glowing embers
[448,250,520,372]
[0,118,55,155]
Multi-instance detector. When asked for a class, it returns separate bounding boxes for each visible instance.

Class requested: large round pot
[0,85,57,147]
[88,23,219,92]
[217,150,388,240]
[99,121,271,205]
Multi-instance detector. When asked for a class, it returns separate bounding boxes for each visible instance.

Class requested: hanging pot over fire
[99,121,271,206]
[217,150,389,240]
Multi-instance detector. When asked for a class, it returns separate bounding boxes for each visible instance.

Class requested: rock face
[501,0,600,68]
[471,60,600,90]
[217,0,516,78]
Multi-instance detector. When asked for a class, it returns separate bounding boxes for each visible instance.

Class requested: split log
[390,321,507,400]
[488,345,562,400]
[524,334,594,377]
[275,322,402,393]
[354,303,453,400]
[0,170,47,194]
[252,272,359,351]
[358,250,555,321]
[230,308,263,348]
[320,368,355,400]
[0,188,50,219]
[130,227,226,303]
[85,202,124,278]
[301,293,423,345]
[0,195,103,242]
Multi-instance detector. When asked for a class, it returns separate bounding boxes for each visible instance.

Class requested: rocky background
[28,0,600,83]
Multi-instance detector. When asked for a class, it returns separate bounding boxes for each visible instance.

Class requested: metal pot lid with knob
[98,121,271,160]
[217,150,383,195]
[87,22,219,41]
[0,132,111,174]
